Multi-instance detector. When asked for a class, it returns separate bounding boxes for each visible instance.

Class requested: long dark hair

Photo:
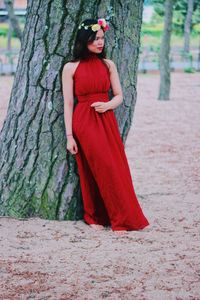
[69,18,110,70]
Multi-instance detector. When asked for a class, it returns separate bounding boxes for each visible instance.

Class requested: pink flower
[98,19,104,26]
[103,24,110,32]
[98,18,106,27]
[97,18,110,32]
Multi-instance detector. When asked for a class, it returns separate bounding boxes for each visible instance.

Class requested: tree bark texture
[184,0,194,53]
[158,0,173,100]
[4,0,22,41]
[0,0,144,220]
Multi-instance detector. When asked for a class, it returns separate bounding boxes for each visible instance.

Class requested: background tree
[4,0,22,41]
[184,0,195,53]
[158,0,173,100]
[150,0,199,34]
[0,1,144,220]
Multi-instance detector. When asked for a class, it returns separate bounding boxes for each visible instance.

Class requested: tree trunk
[0,0,144,220]
[183,0,194,53]
[7,20,12,51]
[4,0,22,41]
[158,0,173,100]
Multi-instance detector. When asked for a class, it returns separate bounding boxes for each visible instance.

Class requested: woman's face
[87,29,105,54]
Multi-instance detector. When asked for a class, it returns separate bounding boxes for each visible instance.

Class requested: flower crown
[78,18,110,32]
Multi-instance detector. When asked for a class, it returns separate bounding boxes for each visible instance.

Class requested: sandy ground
[0,72,200,299]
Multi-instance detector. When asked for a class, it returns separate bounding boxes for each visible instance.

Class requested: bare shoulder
[103,58,115,65]
[102,58,116,73]
[62,61,80,76]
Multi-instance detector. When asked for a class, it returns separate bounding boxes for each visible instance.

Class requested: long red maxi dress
[72,53,150,231]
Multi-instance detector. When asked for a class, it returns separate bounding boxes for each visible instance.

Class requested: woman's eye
[96,36,105,40]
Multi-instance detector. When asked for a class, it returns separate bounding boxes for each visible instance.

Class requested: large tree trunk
[4,0,22,41]
[158,0,173,100]
[0,0,144,220]
[183,0,194,53]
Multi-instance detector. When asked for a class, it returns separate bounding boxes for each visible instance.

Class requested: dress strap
[73,61,82,78]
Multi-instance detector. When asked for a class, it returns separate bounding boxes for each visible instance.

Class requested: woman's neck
[80,51,99,61]
[87,51,98,58]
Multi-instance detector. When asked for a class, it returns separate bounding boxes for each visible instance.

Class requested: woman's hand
[90,101,110,113]
[66,136,78,154]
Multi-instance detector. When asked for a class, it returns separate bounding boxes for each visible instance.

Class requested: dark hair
[70,18,107,62]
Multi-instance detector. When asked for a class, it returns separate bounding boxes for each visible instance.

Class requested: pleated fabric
[72,53,150,231]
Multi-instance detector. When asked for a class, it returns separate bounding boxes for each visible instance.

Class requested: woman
[62,18,150,233]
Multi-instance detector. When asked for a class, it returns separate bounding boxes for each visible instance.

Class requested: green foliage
[193,23,200,33]
[0,24,8,37]
[142,23,163,37]
[149,0,200,34]
[0,22,24,37]
[192,8,200,32]
[140,23,199,49]
[184,67,196,73]
[0,27,7,37]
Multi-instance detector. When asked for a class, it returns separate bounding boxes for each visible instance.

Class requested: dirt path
[0,73,199,299]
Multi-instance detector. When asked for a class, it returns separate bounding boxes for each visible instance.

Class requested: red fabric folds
[72,54,150,231]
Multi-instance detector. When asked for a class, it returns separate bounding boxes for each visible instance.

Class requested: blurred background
[0,0,199,75]
[0,0,26,74]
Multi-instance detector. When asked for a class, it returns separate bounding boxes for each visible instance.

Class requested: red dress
[72,53,149,231]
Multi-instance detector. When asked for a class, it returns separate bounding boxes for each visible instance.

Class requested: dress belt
[77,92,109,103]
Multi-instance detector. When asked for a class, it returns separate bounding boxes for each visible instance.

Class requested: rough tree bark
[184,0,194,53]
[158,0,173,100]
[4,0,22,41]
[0,0,144,219]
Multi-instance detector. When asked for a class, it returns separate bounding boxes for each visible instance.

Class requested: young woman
[62,18,150,233]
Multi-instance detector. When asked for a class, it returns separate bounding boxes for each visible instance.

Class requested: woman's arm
[62,63,78,154]
[90,59,123,113]
[106,59,123,110]
[62,63,74,138]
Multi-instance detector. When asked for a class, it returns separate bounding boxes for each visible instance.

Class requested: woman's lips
[97,47,103,50]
